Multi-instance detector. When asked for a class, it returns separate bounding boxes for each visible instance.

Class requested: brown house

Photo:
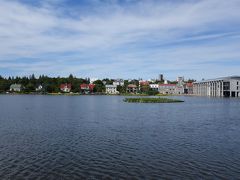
[127,84,138,94]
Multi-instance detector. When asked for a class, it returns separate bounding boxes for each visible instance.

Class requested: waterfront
[0,95,240,179]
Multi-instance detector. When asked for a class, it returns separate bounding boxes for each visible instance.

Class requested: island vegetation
[123,97,184,103]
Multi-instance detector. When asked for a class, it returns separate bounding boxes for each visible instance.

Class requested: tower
[159,74,164,81]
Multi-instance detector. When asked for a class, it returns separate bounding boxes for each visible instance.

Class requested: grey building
[10,84,22,92]
[159,84,176,94]
[193,76,240,97]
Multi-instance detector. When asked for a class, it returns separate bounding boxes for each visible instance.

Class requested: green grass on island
[123,97,184,103]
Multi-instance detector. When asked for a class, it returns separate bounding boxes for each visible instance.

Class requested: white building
[177,76,184,83]
[60,83,71,93]
[113,80,124,86]
[193,76,240,97]
[10,84,22,92]
[159,84,176,94]
[36,85,43,91]
[175,85,184,94]
[158,83,184,95]
[164,80,168,84]
[149,84,159,91]
[105,85,119,94]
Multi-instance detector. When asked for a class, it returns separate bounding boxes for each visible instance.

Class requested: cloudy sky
[0,0,240,80]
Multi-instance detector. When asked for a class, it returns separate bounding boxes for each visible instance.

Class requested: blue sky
[0,0,240,80]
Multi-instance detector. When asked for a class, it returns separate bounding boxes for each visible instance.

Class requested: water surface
[0,95,240,179]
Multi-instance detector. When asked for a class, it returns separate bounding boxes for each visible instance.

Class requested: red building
[60,83,71,92]
[139,81,150,92]
[80,84,95,93]
[185,82,193,94]
[139,81,149,86]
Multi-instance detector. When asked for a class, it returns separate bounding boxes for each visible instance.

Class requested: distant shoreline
[0,92,195,97]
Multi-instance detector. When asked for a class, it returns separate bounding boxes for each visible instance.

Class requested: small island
[123,97,184,103]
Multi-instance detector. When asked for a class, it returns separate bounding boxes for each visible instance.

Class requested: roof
[106,85,117,88]
[150,84,159,86]
[186,83,193,87]
[194,76,240,83]
[159,84,176,86]
[80,84,88,88]
[60,83,71,89]
[10,84,21,88]
[139,81,149,86]
[127,84,137,88]
[88,84,95,90]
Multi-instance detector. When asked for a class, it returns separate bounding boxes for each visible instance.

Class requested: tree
[93,80,105,93]
[24,83,35,93]
[117,85,126,94]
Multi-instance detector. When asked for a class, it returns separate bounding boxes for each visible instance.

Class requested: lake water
[0,95,240,179]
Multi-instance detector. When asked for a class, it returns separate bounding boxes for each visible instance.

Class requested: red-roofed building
[88,84,95,91]
[80,83,95,94]
[184,82,193,94]
[139,81,149,86]
[139,80,150,92]
[80,84,88,90]
[60,83,71,92]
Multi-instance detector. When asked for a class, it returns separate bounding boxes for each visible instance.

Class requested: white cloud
[0,0,240,79]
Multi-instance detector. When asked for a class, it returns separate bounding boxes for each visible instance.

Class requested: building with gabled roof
[60,83,71,93]
[105,85,118,94]
[127,84,138,94]
[10,84,22,92]
[80,83,95,94]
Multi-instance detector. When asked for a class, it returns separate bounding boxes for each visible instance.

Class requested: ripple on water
[0,95,240,179]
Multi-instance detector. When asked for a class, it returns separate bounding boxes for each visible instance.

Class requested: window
[237,81,239,85]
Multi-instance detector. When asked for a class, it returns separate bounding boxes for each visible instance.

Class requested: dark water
[0,95,240,179]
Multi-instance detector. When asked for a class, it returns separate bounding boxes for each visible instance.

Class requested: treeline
[0,74,134,94]
[0,74,91,93]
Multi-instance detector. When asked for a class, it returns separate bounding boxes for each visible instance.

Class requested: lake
[0,95,240,179]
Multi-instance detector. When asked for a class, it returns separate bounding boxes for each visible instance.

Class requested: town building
[80,84,95,94]
[60,83,71,92]
[36,85,43,91]
[113,79,124,86]
[105,85,118,94]
[10,84,22,92]
[184,83,193,94]
[127,84,138,94]
[164,80,168,84]
[175,85,184,94]
[139,80,149,92]
[177,76,184,83]
[139,80,149,86]
[159,74,164,81]
[158,84,176,94]
[149,84,159,91]
[193,76,240,97]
